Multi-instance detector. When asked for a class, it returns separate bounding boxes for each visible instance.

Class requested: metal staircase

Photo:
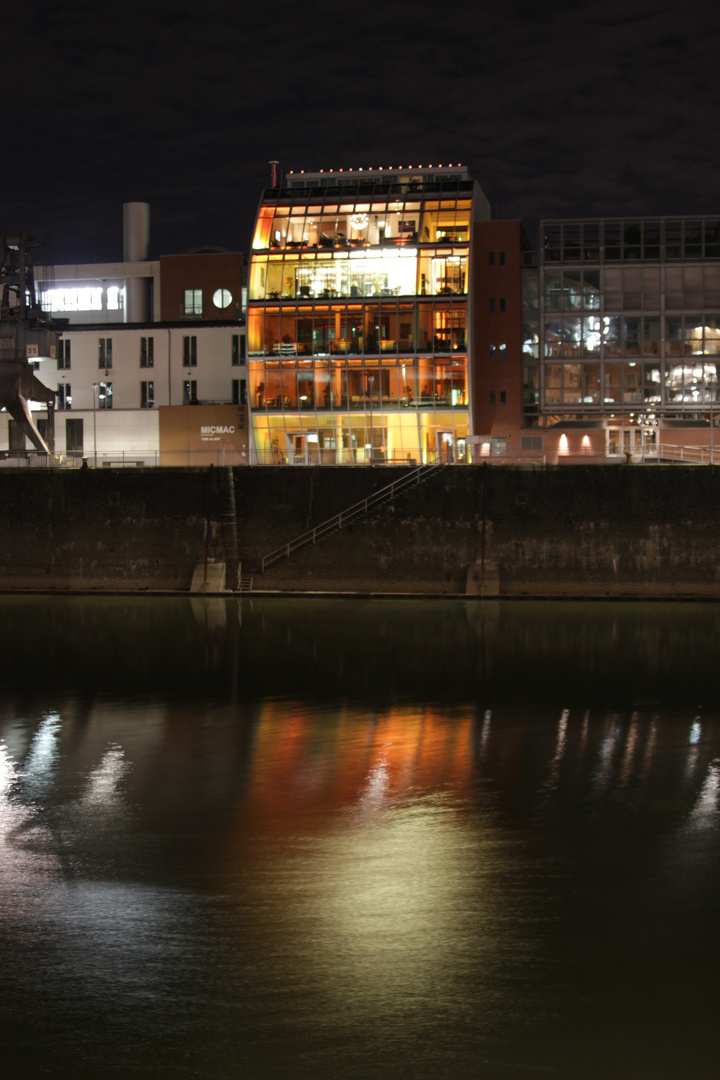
[258,462,441,575]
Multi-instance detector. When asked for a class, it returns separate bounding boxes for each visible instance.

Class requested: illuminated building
[2,205,247,462]
[523,216,720,460]
[247,165,497,464]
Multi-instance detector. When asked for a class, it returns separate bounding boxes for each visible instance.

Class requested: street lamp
[92,382,98,468]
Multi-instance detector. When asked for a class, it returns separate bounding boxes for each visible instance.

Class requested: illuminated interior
[248,182,476,463]
[523,217,720,427]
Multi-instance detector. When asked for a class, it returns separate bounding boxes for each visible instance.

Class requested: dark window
[522,435,543,451]
[66,418,83,452]
[8,420,26,451]
[489,390,496,406]
[489,344,496,360]
[231,379,240,404]
[499,251,506,267]
[232,335,240,366]
[183,336,197,366]
[99,338,112,368]
[57,383,71,410]
[57,340,71,369]
[500,390,506,406]
[240,378,247,405]
[500,297,506,313]
[499,343,507,360]
[183,379,198,404]
[98,381,113,409]
[489,298,495,313]
[140,337,154,368]
[488,251,495,266]
[141,381,154,408]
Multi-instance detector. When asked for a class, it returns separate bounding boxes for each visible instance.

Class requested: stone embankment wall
[235,464,720,598]
[2,464,720,596]
[0,468,222,591]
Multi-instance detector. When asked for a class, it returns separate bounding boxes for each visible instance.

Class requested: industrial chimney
[123,202,150,322]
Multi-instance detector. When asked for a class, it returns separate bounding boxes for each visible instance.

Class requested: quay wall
[238,465,720,597]
[0,468,215,591]
[2,464,720,597]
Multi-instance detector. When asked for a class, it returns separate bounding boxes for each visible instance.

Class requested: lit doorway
[607,426,656,460]
[437,431,455,463]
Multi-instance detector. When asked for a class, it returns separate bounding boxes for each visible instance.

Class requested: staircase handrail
[260,462,441,573]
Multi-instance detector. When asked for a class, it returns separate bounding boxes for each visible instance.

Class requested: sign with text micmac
[158,404,249,466]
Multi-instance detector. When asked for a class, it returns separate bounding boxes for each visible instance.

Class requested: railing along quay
[2,444,720,469]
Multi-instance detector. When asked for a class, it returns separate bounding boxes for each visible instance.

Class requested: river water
[0,597,718,1080]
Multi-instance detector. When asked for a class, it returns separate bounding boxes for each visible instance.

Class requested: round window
[212,288,232,309]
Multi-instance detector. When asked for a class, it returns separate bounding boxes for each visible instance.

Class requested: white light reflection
[22,713,61,801]
[684,719,702,783]
[356,755,391,815]
[81,746,128,810]
[639,718,658,783]
[618,713,639,789]
[541,708,568,793]
[305,797,511,1025]
[479,709,491,761]
[0,741,59,920]
[594,713,621,791]
[686,762,719,831]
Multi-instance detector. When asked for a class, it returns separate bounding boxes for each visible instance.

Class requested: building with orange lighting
[246,165,530,464]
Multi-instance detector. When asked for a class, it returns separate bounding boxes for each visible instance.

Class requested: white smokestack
[123,202,150,322]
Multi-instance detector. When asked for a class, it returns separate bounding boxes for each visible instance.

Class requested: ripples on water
[0,598,718,1079]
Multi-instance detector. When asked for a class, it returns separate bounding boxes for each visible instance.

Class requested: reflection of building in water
[233,701,719,832]
[242,702,475,823]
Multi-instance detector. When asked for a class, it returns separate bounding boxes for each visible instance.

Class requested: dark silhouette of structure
[1,234,59,452]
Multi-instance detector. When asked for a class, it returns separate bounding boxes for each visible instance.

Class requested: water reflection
[0,600,718,1078]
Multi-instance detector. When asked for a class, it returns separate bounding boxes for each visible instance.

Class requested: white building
[1,204,247,463]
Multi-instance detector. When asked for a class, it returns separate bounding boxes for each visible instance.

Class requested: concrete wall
[235,464,720,597]
[0,468,226,591]
[3,463,720,596]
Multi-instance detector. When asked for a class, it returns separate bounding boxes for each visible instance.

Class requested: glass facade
[247,169,481,464]
[524,216,720,425]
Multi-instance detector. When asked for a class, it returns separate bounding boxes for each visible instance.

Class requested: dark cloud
[3,0,720,261]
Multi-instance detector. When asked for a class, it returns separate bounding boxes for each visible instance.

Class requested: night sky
[4,0,719,263]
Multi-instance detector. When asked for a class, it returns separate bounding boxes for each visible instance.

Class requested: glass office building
[523,217,720,453]
[247,166,490,464]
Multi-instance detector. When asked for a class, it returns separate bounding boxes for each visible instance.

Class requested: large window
[248,356,467,412]
[57,340,71,369]
[140,337,154,367]
[248,301,466,357]
[66,418,83,452]
[98,338,112,368]
[183,336,197,366]
[253,198,470,253]
[232,334,245,365]
[184,290,202,316]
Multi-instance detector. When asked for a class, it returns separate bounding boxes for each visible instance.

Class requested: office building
[523,216,720,459]
[246,165,499,463]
